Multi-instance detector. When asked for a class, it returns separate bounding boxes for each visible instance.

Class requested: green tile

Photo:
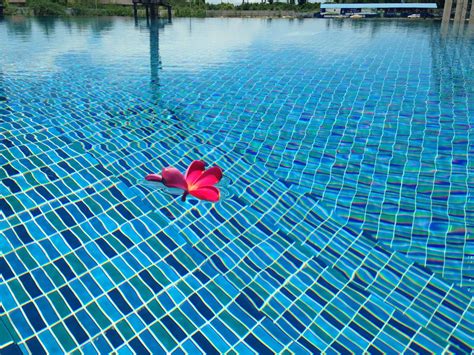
[208,282,231,304]
[225,272,245,290]
[65,254,87,276]
[148,300,166,319]
[124,201,141,218]
[8,279,30,305]
[130,276,153,302]
[326,303,351,324]
[176,280,193,297]
[44,263,66,288]
[105,235,126,254]
[62,177,81,191]
[52,323,77,352]
[103,262,125,284]
[170,309,196,334]
[174,249,197,270]
[71,226,90,244]
[108,209,126,225]
[46,211,67,231]
[86,302,112,329]
[309,323,333,344]
[149,266,171,287]
[220,311,247,337]
[5,196,22,212]
[0,320,13,346]
[83,197,102,216]
[249,282,270,300]
[148,238,168,258]
[48,291,72,318]
[16,248,38,270]
[0,316,20,345]
[116,320,134,341]
[150,322,177,351]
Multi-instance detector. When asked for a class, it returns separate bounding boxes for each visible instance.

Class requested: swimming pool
[0,16,472,353]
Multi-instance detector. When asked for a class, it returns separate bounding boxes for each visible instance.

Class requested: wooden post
[442,0,453,22]
[145,4,149,20]
[133,2,138,18]
[470,0,474,23]
[459,0,469,22]
[167,6,172,21]
[454,0,464,23]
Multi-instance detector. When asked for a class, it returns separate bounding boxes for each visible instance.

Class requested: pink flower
[145,160,223,202]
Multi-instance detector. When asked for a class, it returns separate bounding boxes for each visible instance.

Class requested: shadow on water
[2,16,116,37]
[139,17,170,103]
[430,23,473,102]
[35,17,59,36]
[324,18,449,38]
[149,19,161,93]
[4,16,32,38]
[440,19,474,42]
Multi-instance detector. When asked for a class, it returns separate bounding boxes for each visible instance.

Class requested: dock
[133,0,172,22]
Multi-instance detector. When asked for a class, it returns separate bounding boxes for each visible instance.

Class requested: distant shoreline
[2,9,444,20]
[2,3,322,18]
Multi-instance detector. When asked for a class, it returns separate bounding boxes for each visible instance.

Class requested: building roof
[321,3,437,9]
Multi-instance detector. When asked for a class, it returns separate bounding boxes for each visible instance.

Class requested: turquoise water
[0,17,473,353]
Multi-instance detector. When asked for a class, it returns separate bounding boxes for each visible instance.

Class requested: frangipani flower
[145,160,223,202]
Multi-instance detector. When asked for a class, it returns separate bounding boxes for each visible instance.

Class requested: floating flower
[145,160,223,202]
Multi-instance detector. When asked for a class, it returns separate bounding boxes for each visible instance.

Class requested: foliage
[15,0,320,18]
[23,0,134,16]
[70,4,133,16]
[170,0,206,17]
[227,1,319,11]
[27,0,66,16]
[205,2,235,10]
[174,6,206,17]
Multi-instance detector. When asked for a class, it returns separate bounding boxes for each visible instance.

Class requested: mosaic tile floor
[1,17,473,353]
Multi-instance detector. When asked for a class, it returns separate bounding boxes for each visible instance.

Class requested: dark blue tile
[244,333,273,355]
[14,224,33,244]
[189,294,214,321]
[138,270,163,293]
[59,285,82,311]
[192,332,219,355]
[0,257,15,280]
[137,307,156,325]
[129,337,151,355]
[65,315,90,345]
[22,302,46,332]
[25,336,47,355]
[54,258,76,281]
[105,328,124,348]
[162,315,186,342]
[108,289,133,315]
[19,273,42,298]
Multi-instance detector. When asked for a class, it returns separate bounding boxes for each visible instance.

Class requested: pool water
[0,17,473,353]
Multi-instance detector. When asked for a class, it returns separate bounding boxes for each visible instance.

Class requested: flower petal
[145,174,162,182]
[189,186,220,202]
[185,160,206,185]
[192,166,223,188]
[161,167,188,190]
